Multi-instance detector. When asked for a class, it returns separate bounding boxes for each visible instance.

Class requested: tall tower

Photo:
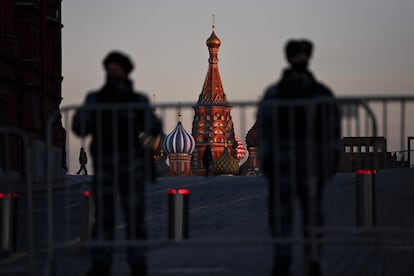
[191,21,237,176]
[0,0,65,179]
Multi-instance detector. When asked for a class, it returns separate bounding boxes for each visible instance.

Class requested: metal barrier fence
[41,96,414,275]
[0,126,34,275]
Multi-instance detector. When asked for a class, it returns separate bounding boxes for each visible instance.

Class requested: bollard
[80,190,94,241]
[168,188,190,241]
[0,193,18,253]
[355,169,376,227]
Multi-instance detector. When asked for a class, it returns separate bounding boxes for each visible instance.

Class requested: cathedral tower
[191,22,237,176]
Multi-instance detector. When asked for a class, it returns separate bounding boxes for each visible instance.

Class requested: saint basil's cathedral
[162,24,260,177]
[0,3,257,178]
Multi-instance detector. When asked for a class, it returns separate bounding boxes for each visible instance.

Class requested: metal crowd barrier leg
[168,188,190,241]
[355,169,376,227]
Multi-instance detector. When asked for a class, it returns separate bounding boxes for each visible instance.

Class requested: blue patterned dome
[164,120,195,155]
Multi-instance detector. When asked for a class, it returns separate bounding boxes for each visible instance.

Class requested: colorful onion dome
[164,114,195,155]
[235,136,247,160]
[246,121,258,148]
[214,145,239,176]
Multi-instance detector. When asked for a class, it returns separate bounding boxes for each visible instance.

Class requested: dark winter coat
[202,146,213,167]
[257,69,341,179]
[79,150,87,165]
[72,80,162,168]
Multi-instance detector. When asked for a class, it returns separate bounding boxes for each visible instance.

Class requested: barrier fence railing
[0,126,34,275]
[42,96,414,275]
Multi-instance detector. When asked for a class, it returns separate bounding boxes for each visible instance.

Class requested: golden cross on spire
[212,14,215,29]
[177,102,182,122]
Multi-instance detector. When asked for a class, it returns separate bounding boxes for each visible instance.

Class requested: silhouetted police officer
[72,51,162,276]
[258,39,341,276]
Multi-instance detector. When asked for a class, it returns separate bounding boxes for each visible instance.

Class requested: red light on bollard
[355,168,376,227]
[167,188,190,240]
[80,190,93,241]
[0,193,17,198]
[167,188,190,195]
[178,189,190,195]
[0,191,18,252]
[356,169,377,175]
[168,189,177,195]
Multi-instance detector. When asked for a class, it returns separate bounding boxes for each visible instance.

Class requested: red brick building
[191,25,237,176]
[0,0,65,178]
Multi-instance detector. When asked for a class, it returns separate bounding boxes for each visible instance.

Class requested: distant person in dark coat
[258,39,341,276]
[76,147,88,175]
[72,51,162,276]
[202,145,213,177]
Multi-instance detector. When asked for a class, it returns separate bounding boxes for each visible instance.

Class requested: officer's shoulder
[263,83,281,100]
[132,91,150,103]
[83,91,99,104]
[315,81,335,97]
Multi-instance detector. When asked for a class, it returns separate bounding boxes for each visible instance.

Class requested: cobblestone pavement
[2,169,414,275]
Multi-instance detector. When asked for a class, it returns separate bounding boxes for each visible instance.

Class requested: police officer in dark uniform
[258,40,341,276]
[72,51,162,276]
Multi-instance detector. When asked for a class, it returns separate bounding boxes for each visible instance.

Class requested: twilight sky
[61,0,414,107]
[60,0,414,171]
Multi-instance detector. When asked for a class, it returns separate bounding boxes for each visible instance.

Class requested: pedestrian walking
[258,39,341,276]
[202,145,213,177]
[72,51,162,276]
[76,147,88,175]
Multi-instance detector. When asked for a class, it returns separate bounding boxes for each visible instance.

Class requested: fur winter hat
[285,39,313,63]
[103,51,134,74]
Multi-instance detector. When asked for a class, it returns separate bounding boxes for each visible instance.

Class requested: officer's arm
[136,94,162,136]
